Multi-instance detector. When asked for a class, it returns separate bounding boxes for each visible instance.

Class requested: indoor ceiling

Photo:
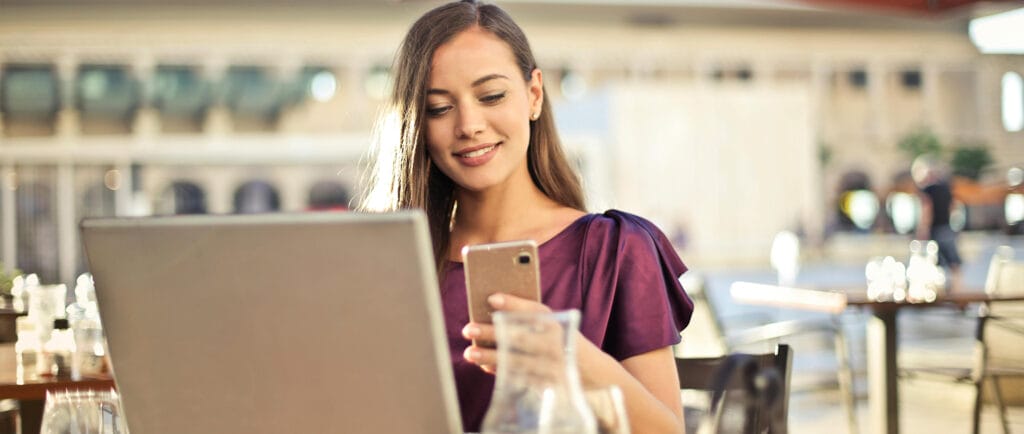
[798,0,1022,14]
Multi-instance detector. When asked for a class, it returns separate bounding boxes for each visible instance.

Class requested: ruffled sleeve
[577,210,694,361]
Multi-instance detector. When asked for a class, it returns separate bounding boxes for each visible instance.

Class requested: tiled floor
[789,379,1024,433]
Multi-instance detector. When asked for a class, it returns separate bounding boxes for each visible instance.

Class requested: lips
[454,142,500,167]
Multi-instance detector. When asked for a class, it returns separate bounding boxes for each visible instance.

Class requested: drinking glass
[40,389,128,434]
[584,385,630,434]
[481,309,597,434]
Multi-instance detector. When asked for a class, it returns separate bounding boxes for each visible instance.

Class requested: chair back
[676,344,792,434]
[979,246,1024,406]
[984,246,1024,297]
[983,246,1024,319]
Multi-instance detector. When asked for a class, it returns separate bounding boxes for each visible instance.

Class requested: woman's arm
[463,293,685,434]
[577,334,684,434]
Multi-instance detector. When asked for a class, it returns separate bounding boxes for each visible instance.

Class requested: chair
[900,245,1024,434]
[972,246,1024,434]
[686,273,858,434]
[677,344,792,434]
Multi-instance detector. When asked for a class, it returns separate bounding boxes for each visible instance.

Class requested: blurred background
[0,0,1021,287]
[3,1,1024,432]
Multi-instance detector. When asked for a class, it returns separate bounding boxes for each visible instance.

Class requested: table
[730,282,1024,434]
[0,342,115,434]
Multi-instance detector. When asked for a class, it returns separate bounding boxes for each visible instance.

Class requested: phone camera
[517,253,531,265]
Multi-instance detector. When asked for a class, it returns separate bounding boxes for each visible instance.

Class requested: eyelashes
[479,92,506,104]
[426,106,451,117]
[426,92,507,118]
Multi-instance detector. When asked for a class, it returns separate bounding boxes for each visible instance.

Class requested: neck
[452,178,562,248]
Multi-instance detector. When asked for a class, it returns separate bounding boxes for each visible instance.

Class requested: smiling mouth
[456,143,500,159]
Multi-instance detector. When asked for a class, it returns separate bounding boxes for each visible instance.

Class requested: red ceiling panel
[798,0,1020,13]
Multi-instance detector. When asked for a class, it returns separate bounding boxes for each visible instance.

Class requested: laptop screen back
[81,211,462,434]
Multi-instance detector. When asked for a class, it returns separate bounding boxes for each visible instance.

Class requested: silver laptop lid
[81,211,462,434]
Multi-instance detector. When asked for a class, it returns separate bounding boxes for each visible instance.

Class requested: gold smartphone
[462,240,542,347]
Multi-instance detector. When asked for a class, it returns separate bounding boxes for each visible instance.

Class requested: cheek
[424,121,447,158]
[495,109,529,136]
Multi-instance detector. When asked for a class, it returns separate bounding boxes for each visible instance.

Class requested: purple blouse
[440,209,694,431]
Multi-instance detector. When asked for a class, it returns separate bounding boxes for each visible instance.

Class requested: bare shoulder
[532,206,587,245]
[554,206,588,227]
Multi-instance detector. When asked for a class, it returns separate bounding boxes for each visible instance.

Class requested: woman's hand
[461,293,684,433]
[461,293,551,374]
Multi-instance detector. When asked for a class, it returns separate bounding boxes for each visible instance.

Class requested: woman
[360,1,693,433]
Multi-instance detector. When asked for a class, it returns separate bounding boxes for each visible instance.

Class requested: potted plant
[950,143,994,181]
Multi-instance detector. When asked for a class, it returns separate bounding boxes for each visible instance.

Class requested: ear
[528,68,544,118]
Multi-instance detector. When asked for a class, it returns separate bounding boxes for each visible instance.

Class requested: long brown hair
[359,0,585,271]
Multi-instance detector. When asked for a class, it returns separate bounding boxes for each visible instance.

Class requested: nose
[454,105,485,139]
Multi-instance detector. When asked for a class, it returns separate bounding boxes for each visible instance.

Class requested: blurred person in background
[913,153,963,286]
[359,1,693,433]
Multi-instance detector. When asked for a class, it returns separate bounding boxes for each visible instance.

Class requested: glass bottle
[481,309,597,434]
[15,317,41,382]
[40,319,75,379]
[67,273,107,379]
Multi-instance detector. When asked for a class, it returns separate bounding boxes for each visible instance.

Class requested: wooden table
[731,282,1024,434]
[0,342,115,434]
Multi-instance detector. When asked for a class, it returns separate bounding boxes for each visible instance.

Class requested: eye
[480,92,506,104]
[426,105,452,117]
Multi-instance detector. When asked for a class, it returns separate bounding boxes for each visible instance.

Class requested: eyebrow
[427,74,510,96]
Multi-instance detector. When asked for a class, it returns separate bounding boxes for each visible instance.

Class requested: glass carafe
[481,309,597,434]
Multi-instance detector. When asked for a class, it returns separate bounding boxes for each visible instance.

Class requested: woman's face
[424,26,543,194]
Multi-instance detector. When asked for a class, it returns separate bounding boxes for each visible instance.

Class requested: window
[157,181,207,215]
[152,65,209,132]
[233,180,280,214]
[285,66,336,105]
[901,70,922,90]
[221,66,281,130]
[0,64,59,136]
[76,65,139,134]
[307,180,350,211]
[1002,71,1023,132]
[14,167,60,283]
[848,69,868,89]
[77,166,118,275]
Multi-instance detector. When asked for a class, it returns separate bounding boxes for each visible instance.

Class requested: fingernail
[488,293,505,308]
[464,347,480,362]
[463,325,480,338]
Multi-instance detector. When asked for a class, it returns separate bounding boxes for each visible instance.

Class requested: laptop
[80,211,463,434]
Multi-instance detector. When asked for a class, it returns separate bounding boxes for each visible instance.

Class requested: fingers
[464,342,563,381]
[487,293,551,313]
[461,295,556,376]
[462,322,494,342]
[463,344,497,369]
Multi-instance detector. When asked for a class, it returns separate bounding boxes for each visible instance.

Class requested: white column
[808,60,832,247]
[693,55,714,92]
[201,59,231,140]
[0,65,5,138]
[975,59,999,138]
[132,56,160,142]
[1,164,16,272]
[56,163,76,287]
[921,62,940,132]
[55,55,80,140]
[114,162,135,217]
[810,60,832,130]
[271,59,302,133]
[868,60,888,141]
[751,57,774,88]
[345,59,371,130]
[205,169,232,215]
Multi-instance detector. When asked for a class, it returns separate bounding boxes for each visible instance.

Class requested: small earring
[531,112,540,121]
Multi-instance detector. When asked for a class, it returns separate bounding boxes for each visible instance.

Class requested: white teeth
[461,145,494,158]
